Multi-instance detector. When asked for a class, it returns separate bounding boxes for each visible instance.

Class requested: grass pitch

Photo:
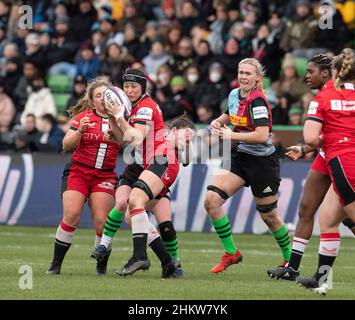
[0,225,354,300]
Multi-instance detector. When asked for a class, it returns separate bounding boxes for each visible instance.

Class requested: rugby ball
[104,86,132,117]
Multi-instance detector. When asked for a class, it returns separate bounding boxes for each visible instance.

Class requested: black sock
[288,251,303,271]
[133,233,148,260]
[52,239,71,262]
[149,237,172,266]
[314,254,336,282]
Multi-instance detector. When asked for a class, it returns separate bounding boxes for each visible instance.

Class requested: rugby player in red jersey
[204,58,291,274]
[103,69,181,277]
[46,76,123,276]
[268,54,355,281]
[295,48,355,294]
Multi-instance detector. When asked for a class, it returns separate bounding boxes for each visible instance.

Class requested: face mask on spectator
[210,72,221,83]
[32,84,44,92]
[187,73,199,84]
[158,73,169,83]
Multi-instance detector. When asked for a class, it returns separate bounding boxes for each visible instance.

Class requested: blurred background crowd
[0,0,353,153]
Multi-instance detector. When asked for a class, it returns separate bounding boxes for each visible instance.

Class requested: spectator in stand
[165,22,183,55]
[196,98,216,124]
[23,33,48,75]
[142,39,170,80]
[75,41,100,82]
[117,1,146,35]
[39,26,54,51]
[13,59,41,114]
[11,22,28,56]
[154,64,174,106]
[217,37,245,85]
[272,93,292,125]
[242,9,258,37]
[229,22,252,58]
[33,113,65,153]
[99,39,133,84]
[98,14,116,52]
[193,62,229,116]
[0,77,15,135]
[159,0,178,32]
[208,4,228,55]
[13,113,38,152]
[194,40,214,78]
[161,75,193,121]
[123,23,146,61]
[20,75,56,125]
[70,0,97,44]
[288,104,303,125]
[167,36,194,75]
[140,20,160,57]
[47,14,79,79]
[271,55,309,102]
[66,75,86,116]
[3,57,21,99]
[279,0,318,57]
[221,2,241,41]
[0,42,19,76]
[178,0,202,37]
[265,11,285,81]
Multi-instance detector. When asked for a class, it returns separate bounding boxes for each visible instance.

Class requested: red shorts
[310,153,329,175]
[145,161,180,197]
[61,163,118,199]
[327,153,355,206]
[118,160,179,198]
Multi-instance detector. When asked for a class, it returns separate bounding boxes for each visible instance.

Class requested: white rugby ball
[104,86,132,117]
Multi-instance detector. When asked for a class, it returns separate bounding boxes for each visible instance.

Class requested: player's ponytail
[67,75,112,118]
[333,48,355,89]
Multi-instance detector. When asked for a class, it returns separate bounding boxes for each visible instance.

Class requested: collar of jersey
[132,93,150,108]
[93,109,108,119]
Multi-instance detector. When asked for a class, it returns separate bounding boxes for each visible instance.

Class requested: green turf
[0,225,354,300]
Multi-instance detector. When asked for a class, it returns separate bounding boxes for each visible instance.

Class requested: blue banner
[0,153,353,236]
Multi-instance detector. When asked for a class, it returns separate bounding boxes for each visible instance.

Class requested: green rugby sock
[273,225,291,262]
[211,215,237,254]
[103,208,124,238]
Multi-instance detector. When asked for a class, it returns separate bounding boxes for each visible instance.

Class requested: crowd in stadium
[0,0,353,152]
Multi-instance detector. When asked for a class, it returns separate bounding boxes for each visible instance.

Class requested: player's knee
[298,200,313,221]
[128,192,144,211]
[204,186,227,211]
[93,217,106,231]
[63,210,81,226]
[115,198,128,213]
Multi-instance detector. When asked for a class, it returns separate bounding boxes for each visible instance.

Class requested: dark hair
[333,48,355,89]
[170,115,196,130]
[122,68,147,93]
[40,113,56,126]
[309,54,333,73]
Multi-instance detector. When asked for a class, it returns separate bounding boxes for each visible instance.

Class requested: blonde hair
[333,48,355,89]
[67,76,112,118]
[238,58,266,93]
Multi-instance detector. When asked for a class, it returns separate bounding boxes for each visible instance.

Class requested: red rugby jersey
[70,110,120,169]
[128,94,176,165]
[306,83,355,161]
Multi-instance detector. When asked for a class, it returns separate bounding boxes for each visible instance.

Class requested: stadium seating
[263,77,271,89]
[47,74,72,93]
[293,57,308,77]
[54,93,71,115]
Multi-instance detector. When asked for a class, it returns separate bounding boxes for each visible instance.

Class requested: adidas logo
[262,186,273,193]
